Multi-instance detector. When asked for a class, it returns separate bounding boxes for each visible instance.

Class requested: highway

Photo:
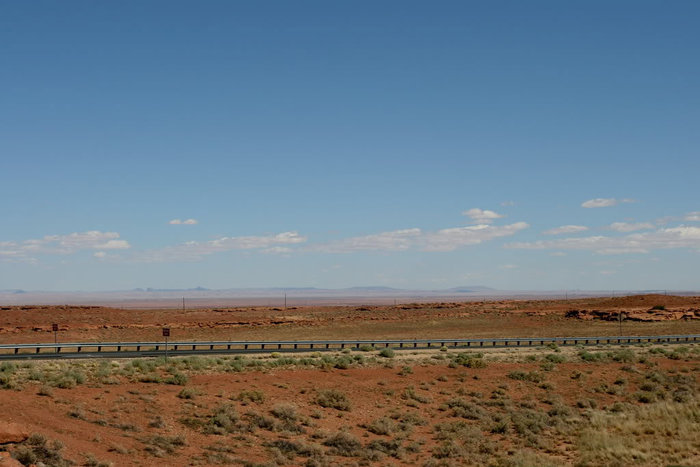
[0,334,697,360]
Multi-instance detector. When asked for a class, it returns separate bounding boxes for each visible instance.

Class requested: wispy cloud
[543,225,588,235]
[169,219,198,225]
[608,222,654,232]
[462,208,504,224]
[0,231,130,263]
[506,226,700,254]
[581,198,635,208]
[135,231,306,262]
[422,223,528,251]
[309,229,421,253]
[311,223,529,253]
[685,212,700,222]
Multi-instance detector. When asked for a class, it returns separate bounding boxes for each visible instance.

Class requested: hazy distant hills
[0,286,696,307]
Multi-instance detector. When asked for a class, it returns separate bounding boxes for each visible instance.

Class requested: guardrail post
[77,346,81,352]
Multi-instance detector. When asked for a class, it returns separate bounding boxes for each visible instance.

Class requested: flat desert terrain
[0,295,698,466]
[1,294,699,345]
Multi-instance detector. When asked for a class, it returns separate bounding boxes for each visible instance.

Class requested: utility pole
[619,311,623,336]
[284,293,287,310]
[182,297,185,311]
[52,323,58,353]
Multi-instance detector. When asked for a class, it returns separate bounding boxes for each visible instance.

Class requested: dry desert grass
[0,343,698,466]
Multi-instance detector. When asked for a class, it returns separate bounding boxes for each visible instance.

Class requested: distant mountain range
[0,286,696,307]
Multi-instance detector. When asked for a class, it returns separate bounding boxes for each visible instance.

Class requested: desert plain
[0,294,698,466]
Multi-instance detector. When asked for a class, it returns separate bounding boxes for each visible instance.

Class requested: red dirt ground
[1,354,696,466]
[1,295,699,345]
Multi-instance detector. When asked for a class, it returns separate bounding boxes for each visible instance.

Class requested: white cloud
[581,198,635,208]
[135,231,306,262]
[312,223,529,253]
[422,223,528,251]
[0,231,130,263]
[506,226,700,255]
[543,225,589,235]
[500,264,518,269]
[169,219,198,225]
[94,251,107,258]
[500,201,516,207]
[608,222,654,232]
[462,208,504,224]
[310,229,421,253]
[261,246,293,254]
[685,212,700,222]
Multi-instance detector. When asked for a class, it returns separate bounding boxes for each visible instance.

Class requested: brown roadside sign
[52,323,58,332]
[162,328,170,337]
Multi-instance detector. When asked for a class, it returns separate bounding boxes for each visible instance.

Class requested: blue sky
[1,1,699,291]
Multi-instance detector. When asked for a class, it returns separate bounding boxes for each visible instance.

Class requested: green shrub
[545,354,566,364]
[166,372,188,385]
[316,389,351,411]
[507,371,544,383]
[12,434,70,467]
[204,404,240,434]
[364,417,397,435]
[323,431,362,457]
[177,387,198,399]
[270,403,298,423]
[143,435,186,457]
[451,352,487,368]
[237,389,266,404]
[379,348,395,358]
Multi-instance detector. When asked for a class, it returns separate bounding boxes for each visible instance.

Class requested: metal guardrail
[0,334,697,359]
